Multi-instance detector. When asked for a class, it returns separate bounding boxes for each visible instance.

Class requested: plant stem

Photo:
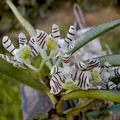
[56,89,120,115]
[64,98,96,115]
[47,92,58,106]
[6,0,36,36]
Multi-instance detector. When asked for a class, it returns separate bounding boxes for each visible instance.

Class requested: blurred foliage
[0,75,22,120]
[80,0,118,12]
[0,0,120,35]
[100,31,120,54]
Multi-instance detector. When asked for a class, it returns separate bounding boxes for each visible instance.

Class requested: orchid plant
[1,0,120,120]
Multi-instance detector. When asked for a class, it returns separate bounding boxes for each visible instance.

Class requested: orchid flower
[50,54,90,95]
[87,59,118,89]
[35,24,76,58]
[36,24,76,71]
[0,33,38,71]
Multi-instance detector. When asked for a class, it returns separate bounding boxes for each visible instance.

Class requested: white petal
[2,36,16,55]
[50,73,63,94]
[29,37,39,57]
[18,32,27,48]
[64,26,76,45]
[67,41,75,50]
[0,54,14,63]
[104,61,112,68]
[71,61,86,70]
[87,59,100,71]
[36,29,48,50]
[110,67,120,78]
[62,54,71,64]
[50,66,63,75]
[107,80,116,89]
[73,71,90,90]
[52,24,60,41]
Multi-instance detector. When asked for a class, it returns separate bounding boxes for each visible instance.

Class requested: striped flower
[1,33,33,69]
[50,54,90,95]
[35,24,76,57]
[88,59,117,89]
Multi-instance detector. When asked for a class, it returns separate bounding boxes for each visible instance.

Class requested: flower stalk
[56,90,120,114]
[64,98,96,115]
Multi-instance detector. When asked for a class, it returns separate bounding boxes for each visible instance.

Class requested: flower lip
[45,35,58,50]
[18,45,31,60]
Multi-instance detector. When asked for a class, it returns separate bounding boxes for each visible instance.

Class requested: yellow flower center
[19,45,31,60]
[45,35,58,50]
[63,80,77,90]
[91,67,101,82]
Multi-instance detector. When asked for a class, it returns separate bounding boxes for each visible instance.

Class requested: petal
[64,26,76,45]
[46,35,58,50]
[13,61,26,69]
[62,54,71,64]
[73,71,90,90]
[71,61,86,70]
[52,24,60,40]
[92,67,102,82]
[0,54,14,63]
[28,37,39,57]
[36,29,48,50]
[62,79,77,90]
[50,73,63,95]
[67,41,75,50]
[18,32,27,48]
[87,59,100,71]
[110,67,120,78]
[50,65,63,75]
[107,80,116,89]
[2,36,16,55]
[104,61,112,68]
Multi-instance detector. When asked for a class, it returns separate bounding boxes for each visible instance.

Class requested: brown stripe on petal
[74,71,78,80]
[66,36,72,41]
[10,48,16,53]
[68,32,75,36]
[3,38,9,44]
[114,68,120,77]
[52,30,59,33]
[6,42,12,49]
[37,32,42,38]
[64,39,69,44]
[84,76,87,88]
[71,27,75,30]
[54,35,60,38]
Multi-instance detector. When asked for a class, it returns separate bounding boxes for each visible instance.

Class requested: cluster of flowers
[0,24,75,69]
[50,56,120,94]
[0,24,119,95]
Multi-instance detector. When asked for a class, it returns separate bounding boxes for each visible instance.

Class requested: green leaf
[56,89,120,114]
[67,18,120,55]
[83,54,120,67]
[0,58,48,93]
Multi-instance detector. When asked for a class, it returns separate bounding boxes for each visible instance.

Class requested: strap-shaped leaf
[84,54,120,67]
[67,18,120,55]
[56,89,120,114]
[0,57,48,93]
